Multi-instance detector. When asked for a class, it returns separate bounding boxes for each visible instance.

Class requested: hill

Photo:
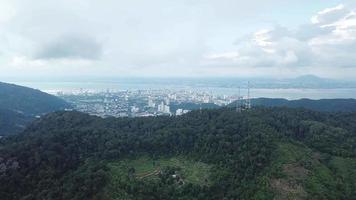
[250,98,356,112]
[0,109,33,136]
[0,82,71,135]
[0,107,355,199]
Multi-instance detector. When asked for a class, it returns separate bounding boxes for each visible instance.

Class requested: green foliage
[108,156,212,183]
[0,108,33,135]
[105,156,213,200]
[0,82,71,135]
[250,98,356,112]
[0,82,70,115]
[0,107,356,199]
[170,102,220,113]
[62,160,109,200]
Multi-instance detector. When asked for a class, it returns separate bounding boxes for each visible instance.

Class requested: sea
[5,78,356,100]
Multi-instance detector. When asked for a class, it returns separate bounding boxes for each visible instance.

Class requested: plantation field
[108,156,212,185]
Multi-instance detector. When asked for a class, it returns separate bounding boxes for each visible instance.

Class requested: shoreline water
[5,81,356,100]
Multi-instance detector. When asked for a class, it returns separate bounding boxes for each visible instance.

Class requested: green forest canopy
[0,107,355,200]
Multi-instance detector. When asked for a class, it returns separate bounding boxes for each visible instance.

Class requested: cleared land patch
[108,156,212,186]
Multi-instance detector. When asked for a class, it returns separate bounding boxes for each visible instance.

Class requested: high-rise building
[131,106,139,113]
[165,97,170,105]
[148,97,155,108]
[158,101,164,112]
[158,101,170,114]
[164,104,170,114]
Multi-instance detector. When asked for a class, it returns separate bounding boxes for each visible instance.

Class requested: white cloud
[206,27,309,67]
[253,29,276,53]
[310,11,356,45]
[34,34,103,60]
[206,4,356,71]
[0,1,17,23]
[205,52,240,60]
[10,56,94,68]
[1,1,356,78]
[311,4,347,25]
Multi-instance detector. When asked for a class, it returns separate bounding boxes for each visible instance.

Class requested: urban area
[58,89,243,118]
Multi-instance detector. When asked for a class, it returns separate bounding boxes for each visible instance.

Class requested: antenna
[247,81,251,109]
[236,87,241,112]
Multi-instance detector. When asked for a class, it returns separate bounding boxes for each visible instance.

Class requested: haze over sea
[6,77,356,100]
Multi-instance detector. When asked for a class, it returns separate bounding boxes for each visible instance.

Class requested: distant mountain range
[0,82,71,136]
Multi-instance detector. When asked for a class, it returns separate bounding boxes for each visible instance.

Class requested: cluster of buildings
[58,89,240,118]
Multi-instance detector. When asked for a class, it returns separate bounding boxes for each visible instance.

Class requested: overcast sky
[1,0,356,79]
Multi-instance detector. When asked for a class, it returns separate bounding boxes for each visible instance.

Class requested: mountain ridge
[250,98,356,112]
[0,81,71,135]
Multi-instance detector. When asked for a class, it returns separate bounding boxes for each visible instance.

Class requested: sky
[0,0,356,79]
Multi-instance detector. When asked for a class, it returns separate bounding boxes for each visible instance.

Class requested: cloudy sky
[0,0,356,79]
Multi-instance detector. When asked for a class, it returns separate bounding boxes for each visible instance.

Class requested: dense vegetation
[0,82,70,115]
[250,98,356,112]
[175,98,356,115]
[0,107,356,200]
[170,102,220,113]
[0,82,71,135]
[0,109,32,136]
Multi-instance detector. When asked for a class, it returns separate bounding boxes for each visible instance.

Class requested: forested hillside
[0,109,32,136]
[170,102,220,113]
[0,82,71,135]
[250,98,356,112]
[0,107,355,200]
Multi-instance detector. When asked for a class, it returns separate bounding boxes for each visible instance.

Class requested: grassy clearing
[107,155,212,186]
[266,142,310,200]
[266,142,356,200]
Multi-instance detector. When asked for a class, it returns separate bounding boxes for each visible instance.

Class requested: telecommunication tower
[236,82,252,112]
[246,81,251,109]
[236,87,242,112]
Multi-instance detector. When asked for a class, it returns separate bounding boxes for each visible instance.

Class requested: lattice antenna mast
[247,81,251,109]
[236,87,242,112]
